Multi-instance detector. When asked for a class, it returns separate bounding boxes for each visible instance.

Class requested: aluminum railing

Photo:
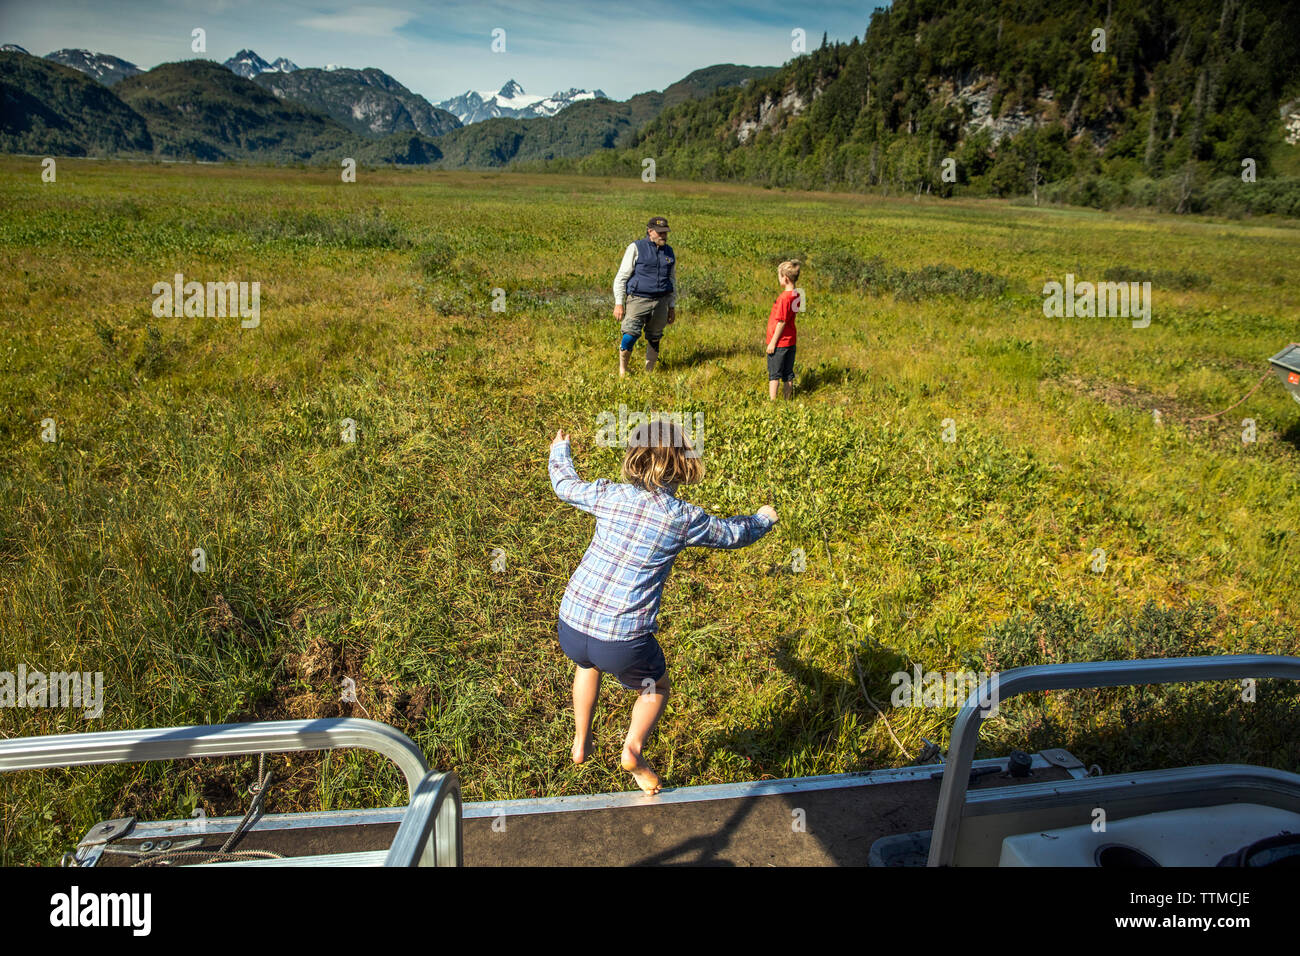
[385,769,463,866]
[0,718,462,866]
[927,654,1300,866]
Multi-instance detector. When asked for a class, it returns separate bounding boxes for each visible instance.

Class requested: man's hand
[552,429,571,452]
[758,505,778,524]
[667,307,676,325]
[766,343,776,355]
[614,304,624,320]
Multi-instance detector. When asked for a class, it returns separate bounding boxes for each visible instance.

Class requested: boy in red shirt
[766,259,800,399]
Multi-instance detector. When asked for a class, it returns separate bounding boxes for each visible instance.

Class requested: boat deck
[88,753,1083,866]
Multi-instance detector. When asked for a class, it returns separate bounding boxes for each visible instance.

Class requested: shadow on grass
[692,602,1300,833]
[698,629,909,776]
[797,361,862,397]
[1279,417,1300,453]
[669,342,749,367]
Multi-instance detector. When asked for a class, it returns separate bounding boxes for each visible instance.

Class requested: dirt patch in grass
[1051,374,1203,430]
[269,631,437,729]
[1046,374,1300,461]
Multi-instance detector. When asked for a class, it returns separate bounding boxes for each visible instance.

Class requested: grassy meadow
[1,157,1298,865]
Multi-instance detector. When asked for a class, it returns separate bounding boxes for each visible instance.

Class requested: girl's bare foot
[620,746,662,794]
[571,731,594,764]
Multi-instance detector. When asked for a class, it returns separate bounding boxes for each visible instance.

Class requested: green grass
[1,159,1298,865]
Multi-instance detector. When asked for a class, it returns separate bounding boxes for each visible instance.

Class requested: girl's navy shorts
[557,617,667,691]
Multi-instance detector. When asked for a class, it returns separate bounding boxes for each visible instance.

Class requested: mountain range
[0,47,772,167]
[254,67,460,138]
[223,49,299,79]
[111,59,355,162]
[8,0,1293,217]
[435,79,607,124]
[43,48,142,85]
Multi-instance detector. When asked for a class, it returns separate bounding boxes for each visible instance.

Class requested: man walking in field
[613,216,676,378]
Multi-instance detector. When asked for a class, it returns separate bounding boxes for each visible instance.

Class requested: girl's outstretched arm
[549,430,606,515]
[683,503,775,550]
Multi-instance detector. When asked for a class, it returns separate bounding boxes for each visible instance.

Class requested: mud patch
[1045,375,1296,453]
[272,635,438,728]
[286,604,341,631]
[202,593,258,646]
[1051,375,1205,425]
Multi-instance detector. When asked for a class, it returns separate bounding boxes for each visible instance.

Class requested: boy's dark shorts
[558,617,667,691]
[767,345,796,382]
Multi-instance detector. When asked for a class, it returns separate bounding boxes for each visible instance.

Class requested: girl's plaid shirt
[549,440,773,642]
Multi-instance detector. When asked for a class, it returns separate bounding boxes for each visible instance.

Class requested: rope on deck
[133,753,284,866]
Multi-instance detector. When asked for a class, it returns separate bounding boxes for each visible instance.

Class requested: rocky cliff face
[1282,99,1300,146]
[731,69,1128,152]
[949,75,1044,145]
[254,67,460,138]
[932,73,1114,148]
[735,87,818,143]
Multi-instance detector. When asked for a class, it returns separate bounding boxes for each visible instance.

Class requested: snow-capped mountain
[222,49,298,80]
[43,48,142,86]
[2,44,30,54]
[435,80,605,124]
[495,78,530,108]
[533,87,605,116]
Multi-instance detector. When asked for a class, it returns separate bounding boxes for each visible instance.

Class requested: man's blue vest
[625,237,675,299]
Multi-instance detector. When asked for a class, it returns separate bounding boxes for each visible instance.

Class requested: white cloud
[298,5,414,38]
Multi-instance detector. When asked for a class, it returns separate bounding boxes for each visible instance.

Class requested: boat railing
[928,654,1300,866]
[384,769,463,866]
[0,717,461,866]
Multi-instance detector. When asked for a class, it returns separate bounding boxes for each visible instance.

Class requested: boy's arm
[549,439,605,515]
[613,243,637,306]
[766,291,794,352]
[683,505,774,550]
[767,320,786,353]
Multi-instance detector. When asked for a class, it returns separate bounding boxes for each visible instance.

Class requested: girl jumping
[548,419,777,793]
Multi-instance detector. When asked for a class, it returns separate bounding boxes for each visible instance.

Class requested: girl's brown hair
[622,418,704,492]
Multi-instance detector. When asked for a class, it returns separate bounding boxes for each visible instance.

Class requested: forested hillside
[113,60,357,162]
[556,0,1300,215]
[0,51,152,156]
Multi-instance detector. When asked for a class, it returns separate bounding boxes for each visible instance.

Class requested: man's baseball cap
[647,216,670,232]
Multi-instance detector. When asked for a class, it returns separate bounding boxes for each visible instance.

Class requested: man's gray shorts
[621,295,671,346]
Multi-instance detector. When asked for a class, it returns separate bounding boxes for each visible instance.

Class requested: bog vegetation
[1,158,1298,865]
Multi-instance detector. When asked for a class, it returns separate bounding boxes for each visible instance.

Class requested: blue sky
[0,1,887,102]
